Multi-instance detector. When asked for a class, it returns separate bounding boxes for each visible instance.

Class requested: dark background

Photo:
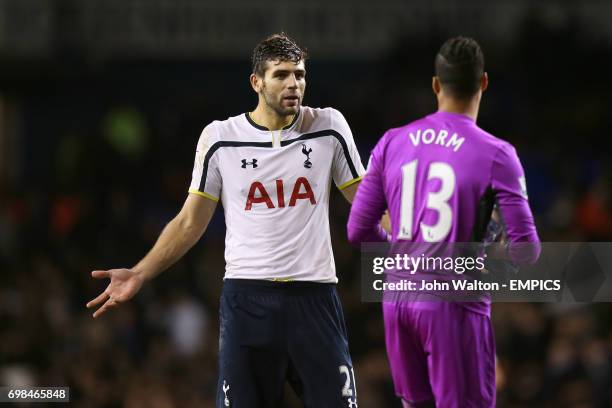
[1,1,611,407]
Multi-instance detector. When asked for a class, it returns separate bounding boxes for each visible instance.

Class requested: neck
[437,95,480,121]
[250,103,295,130]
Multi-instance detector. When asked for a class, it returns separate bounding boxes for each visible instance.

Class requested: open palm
[86,269,144,318]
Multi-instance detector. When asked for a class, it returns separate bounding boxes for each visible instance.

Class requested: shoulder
[389,114,436,138]
[301,106,348,127]
[322,106,349,127]
[198,113,247,145]
[377,116,427,147]
[195,114,245,154]
[368,115,435,162]
[297,106,353,138]
[464,127,522,172]
[493,139,520,165]
[302,106,346,126]
[475,127,519,159]
[300,105,342,121]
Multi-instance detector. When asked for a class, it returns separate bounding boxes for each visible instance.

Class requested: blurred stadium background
[1,0,611,407]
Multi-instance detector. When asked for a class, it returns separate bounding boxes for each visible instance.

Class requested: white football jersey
[188,106,365,283]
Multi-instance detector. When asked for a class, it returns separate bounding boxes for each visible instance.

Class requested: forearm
[132,215,205,281]
[491,145,541,265]
[348,215,389,245]
[504,204,541,265]
[497,196,541,265]
[347,183,388,246]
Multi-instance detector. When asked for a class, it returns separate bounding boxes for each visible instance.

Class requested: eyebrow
[272,69,307,76]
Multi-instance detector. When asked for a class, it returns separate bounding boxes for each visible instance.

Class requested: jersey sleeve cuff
[337,176,363,190]
[188,189,220,202]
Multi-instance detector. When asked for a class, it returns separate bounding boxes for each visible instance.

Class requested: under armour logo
[222,381,230,407]
[241,159,258,169]
[301,144,313,168]
[347,398,358,407]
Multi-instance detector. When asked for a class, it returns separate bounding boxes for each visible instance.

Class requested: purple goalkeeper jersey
[348,110,541,315]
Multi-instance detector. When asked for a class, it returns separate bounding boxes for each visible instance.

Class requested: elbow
[176,215,195,232]
[347,216,360,247]
[347,219,370,248]
[527,240,542,265]
[175,214,204,241]
[347,228,363,248]
[348,226,386,247]
[347,210,388,246]
[508,239,541,266]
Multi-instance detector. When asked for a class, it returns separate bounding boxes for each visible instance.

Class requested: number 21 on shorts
[398,159,455,242]
[339,364,358,406]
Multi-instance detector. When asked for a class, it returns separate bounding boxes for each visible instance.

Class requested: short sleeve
[330,109,366,190]
[188,125,222,202]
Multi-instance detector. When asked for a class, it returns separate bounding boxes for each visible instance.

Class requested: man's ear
[481,72,489,92]
[250,73,261,93]
[432,76,441,95]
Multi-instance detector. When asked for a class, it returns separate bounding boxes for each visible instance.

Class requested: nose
[286,73,298,89]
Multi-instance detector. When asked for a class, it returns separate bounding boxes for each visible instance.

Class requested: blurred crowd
[1,12,612,408]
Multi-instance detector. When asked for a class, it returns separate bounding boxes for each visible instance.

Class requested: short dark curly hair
[252,33,307,77]
[435,37,485,99]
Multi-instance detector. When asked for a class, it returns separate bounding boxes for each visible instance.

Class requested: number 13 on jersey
[398,159,456,242]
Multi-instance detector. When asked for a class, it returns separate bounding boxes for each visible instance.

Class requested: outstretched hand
[86,269,144,318]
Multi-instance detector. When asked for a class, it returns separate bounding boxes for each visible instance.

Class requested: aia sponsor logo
[245,177,316,210]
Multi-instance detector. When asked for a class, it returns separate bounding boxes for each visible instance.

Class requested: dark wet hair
[435,37,484,98]
[252,33,307,77]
